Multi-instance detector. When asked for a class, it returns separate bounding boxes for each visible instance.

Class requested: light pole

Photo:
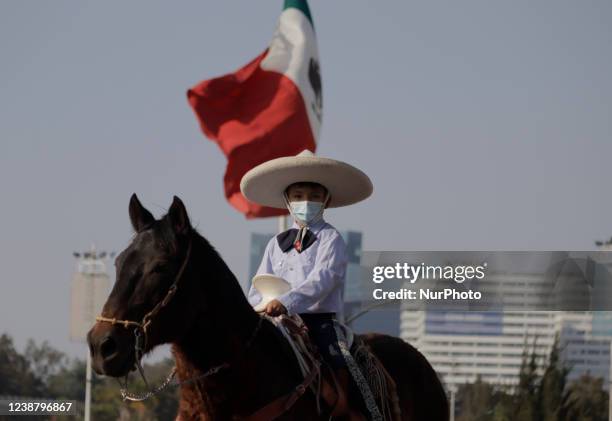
[84,335,92,421]
[449,387,455,421]
[71,246,113,421]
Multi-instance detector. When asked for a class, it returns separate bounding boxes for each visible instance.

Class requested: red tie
[294,239,302,252]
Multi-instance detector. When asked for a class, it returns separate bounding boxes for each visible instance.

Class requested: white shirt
[247,218,348,315]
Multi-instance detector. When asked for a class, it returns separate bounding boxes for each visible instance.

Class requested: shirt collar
[291,217,327,233]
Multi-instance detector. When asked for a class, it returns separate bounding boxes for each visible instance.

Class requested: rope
[117,316,264,402]
[118,363,232,402]
[95,316,143,330]
[334,323,384,421]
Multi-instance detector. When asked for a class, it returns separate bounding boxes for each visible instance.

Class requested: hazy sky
[1,1,611,359]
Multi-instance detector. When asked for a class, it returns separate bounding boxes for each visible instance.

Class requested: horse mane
[153,214,251,306]
[160,219,309,419]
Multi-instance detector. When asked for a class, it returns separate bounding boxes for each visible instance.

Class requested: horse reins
[93,238,240,401]
[95,237,266,401]
[94,237,319,419]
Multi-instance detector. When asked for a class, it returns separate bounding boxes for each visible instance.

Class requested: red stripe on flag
[188,51,316,218]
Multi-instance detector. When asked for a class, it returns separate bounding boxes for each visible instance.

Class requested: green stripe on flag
[283,0,313,27]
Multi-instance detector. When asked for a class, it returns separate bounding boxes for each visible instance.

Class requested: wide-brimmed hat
[240,150,373,209]
[251,274,291,312]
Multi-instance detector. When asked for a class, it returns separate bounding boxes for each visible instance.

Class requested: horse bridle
[96,239,194,355]
[93,237,315,419]
[95,238,259,401]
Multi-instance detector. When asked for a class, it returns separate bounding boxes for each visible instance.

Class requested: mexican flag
[188,0,322,218]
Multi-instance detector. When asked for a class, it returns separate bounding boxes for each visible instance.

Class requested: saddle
[265,314,401,421]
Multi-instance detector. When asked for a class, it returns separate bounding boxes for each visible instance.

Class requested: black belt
[298,312,336,322]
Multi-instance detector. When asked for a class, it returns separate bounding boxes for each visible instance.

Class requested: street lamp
[70,245,112,421]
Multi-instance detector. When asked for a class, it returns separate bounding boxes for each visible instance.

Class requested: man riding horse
[241,149,376,419]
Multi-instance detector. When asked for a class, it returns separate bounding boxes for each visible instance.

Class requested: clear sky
[1,1,611,359]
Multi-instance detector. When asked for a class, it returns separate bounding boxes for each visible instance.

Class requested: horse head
[87,194,202,377]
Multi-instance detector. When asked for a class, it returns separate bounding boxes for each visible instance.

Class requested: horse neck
[173,231,260,370]
[171,233,301,418]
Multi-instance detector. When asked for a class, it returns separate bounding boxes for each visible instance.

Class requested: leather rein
[94,237,318,420]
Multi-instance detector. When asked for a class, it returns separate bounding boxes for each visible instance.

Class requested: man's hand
[264,299,287,316]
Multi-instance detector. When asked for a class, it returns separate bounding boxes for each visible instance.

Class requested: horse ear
[129,193,155,233]
[168,196,191,235]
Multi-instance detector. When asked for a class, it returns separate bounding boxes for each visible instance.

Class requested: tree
[0,334,43,396]
[457,376,496,421]
[513,336,540,421]
[45,358,86,401]
[24,339,69,391]
[0,333,180,420]
[492,394,513,421]
[560,374,608,421]
[539,335,569,421]
[455,336,611,421]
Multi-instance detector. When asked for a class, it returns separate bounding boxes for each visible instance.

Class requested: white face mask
[289,200,324,225]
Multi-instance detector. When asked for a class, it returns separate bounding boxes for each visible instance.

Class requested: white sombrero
[251,274,291,312]
[240,150,373,209]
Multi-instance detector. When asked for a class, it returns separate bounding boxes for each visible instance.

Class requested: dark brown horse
[87,195,449,420]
